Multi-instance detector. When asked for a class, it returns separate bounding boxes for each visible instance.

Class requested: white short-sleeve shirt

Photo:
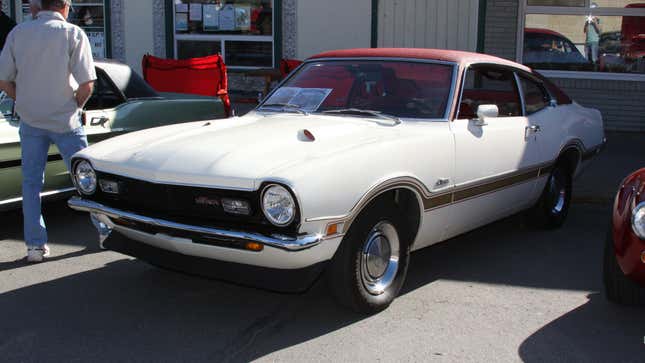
[0,11,97,133]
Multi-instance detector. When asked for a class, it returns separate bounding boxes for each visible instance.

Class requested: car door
[446,64,542,238]
[516,72,565,192]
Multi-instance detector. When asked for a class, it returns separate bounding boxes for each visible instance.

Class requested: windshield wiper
[258,103,309,115]
[321,108,401,125]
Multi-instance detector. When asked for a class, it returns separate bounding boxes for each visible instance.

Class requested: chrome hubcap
[549,170,566,214]
[360,221,400,295]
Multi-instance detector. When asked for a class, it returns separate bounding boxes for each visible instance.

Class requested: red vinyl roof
[308,48,530,71]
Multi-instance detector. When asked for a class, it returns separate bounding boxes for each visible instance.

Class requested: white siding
[124,0,154,75]
[296,0,372,59]
[378,0,479,51]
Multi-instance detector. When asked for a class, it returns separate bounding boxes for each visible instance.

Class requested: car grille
[88,171,299,235]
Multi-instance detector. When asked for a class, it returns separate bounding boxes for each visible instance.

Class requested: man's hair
[41,0,70,10]
[30,0,41,7]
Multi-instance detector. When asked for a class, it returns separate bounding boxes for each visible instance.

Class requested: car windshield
[258,60,454,119]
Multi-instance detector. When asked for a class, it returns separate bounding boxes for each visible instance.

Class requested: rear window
[97,62,159,99]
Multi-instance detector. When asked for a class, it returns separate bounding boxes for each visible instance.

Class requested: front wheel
[328,201,410,314]
[532,162,572,229]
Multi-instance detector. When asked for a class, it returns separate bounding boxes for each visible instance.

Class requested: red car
[604,167,645,305]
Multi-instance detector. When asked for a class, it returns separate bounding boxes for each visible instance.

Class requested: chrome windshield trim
[67,197,322,251]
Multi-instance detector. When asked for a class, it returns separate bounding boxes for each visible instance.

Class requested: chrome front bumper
[68,196,322,252]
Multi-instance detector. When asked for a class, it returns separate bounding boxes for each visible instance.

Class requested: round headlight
[262,184,296,226]
[632,201,645,239]
[74,160,97,195]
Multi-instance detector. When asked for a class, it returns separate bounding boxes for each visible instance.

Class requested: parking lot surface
[1,132,643,362]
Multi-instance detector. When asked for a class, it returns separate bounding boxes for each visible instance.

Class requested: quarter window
[458,67,522,119]
[519,75,551,114]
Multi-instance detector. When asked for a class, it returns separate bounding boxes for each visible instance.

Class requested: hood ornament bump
[298,129,316,142]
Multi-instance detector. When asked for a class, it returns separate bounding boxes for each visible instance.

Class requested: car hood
[79,112,403,190]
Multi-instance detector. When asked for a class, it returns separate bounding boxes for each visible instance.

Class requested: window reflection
[524,14,645,73]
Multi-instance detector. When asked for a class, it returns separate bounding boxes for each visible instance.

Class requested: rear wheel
[532,162,571,228]
[603,229,645,305]
[328,200,411,314]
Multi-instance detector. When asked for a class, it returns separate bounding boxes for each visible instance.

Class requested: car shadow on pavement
[518,292,645,362]
[0,257,363,362]
[403,203,611,294]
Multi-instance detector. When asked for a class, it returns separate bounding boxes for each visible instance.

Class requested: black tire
[532,162,572,229]
[327,198,411,314]
[603,228,645,305]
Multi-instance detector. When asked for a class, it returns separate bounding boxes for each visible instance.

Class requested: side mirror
[473,104,498,126]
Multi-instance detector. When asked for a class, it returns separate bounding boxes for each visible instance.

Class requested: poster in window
[189,3,203,21]
[235,6,251,31]
[219,4,236,31]
[175,13,188,31]
[87,31,105,59]
[203,4,220,31]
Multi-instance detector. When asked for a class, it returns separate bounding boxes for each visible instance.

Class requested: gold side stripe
[423,163,553,211]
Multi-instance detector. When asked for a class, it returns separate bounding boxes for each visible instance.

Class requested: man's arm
[0,80,15,99]
[75,80,94,108]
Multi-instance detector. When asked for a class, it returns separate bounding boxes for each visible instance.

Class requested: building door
[377,0,479,51]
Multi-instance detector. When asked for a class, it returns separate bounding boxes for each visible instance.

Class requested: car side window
[457,66,522,119]
[85,70,126,111]
[519,75,550,115]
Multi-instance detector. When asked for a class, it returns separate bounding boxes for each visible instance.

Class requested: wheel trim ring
[360,221,400,296]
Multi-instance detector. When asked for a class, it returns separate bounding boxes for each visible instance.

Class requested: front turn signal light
[245,242,264,252]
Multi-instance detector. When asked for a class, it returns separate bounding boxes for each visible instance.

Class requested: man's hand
[0,80,16,100]
[75,81,95,108]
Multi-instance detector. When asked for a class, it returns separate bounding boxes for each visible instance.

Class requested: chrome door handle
[527,125,541,133]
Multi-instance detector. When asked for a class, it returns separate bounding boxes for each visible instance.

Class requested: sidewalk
[573,131,645,204]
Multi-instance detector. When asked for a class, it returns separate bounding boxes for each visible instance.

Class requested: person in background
[0,0,16,50]
[0,0,96,262]
[584,15,602,65]
[30,0,42,18]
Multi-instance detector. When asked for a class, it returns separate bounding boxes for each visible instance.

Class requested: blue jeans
[585,42,599,63]
[19,122,88,247]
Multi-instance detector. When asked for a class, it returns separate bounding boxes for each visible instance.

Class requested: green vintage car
[0,59,227,211]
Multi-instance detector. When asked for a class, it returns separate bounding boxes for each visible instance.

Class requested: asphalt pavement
[0,132,643,362]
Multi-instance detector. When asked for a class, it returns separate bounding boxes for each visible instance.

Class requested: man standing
[584,15,602,65]
[0,1,17,50]
[0,0,96,262]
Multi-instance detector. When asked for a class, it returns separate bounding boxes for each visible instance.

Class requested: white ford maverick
[69,49,604,313]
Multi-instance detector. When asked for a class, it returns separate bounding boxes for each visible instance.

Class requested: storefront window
[173,0,275,68]
[18,0,109,58]
[522,1,645,75]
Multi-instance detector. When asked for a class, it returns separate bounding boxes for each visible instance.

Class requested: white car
[68,48,605,313]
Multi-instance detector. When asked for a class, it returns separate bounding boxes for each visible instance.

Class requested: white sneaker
[27,245,51,263]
